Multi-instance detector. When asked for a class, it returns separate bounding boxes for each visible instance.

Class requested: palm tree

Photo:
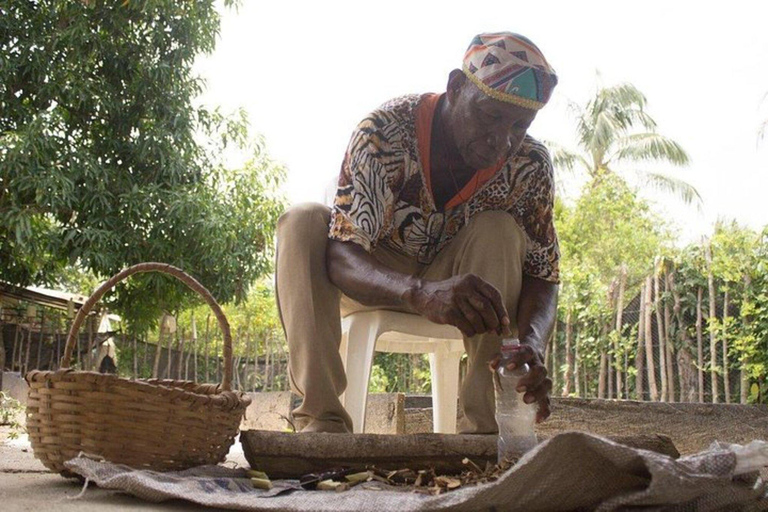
[550,82,701,205]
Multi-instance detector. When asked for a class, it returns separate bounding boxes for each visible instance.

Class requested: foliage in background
[0,391,24,440]
[550,81,699,205]
[0,0,285,332]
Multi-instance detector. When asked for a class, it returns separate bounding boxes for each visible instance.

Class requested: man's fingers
[467,294,500,333]
[536,396,551,423]
[446,309,476,338]
[475,281,511,335]
[503,344,537,370]
[523,377,552,405]
[457,300,485,335]
[516,364,547,391]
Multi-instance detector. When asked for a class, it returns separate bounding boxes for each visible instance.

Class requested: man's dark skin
[327,69,558,422]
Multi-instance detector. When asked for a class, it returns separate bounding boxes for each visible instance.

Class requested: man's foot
[299,419,352,434]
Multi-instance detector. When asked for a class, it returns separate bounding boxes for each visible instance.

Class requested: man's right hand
[404,274,512,338]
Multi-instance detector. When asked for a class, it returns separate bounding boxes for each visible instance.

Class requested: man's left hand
[488,341,552,423]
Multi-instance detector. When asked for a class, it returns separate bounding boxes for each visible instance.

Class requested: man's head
[443,32,557,170]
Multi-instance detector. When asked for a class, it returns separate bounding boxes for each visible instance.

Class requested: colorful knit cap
[463,32,558,110]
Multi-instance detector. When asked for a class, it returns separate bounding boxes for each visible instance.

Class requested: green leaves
[1,0,287,330]
[552,78,697,205]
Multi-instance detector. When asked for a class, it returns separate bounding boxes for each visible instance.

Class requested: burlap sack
[64,432,768,511]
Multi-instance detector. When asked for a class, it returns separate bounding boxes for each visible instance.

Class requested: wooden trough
[240,430,679,478]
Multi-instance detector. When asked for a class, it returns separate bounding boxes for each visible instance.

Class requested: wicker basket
[25,262,252,476]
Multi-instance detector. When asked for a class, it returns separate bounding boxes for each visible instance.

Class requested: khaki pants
[276,203,526,433]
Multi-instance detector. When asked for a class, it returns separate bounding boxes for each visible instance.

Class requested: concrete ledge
[1,372,28,406]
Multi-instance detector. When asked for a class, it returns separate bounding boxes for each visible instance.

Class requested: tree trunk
[644,276,659,401]
[705,241,718,403]
[599,350,607,399]
[696,287,705,403]
[664,272,675,402]
[615,265,627,399]
[722,289,731,404]
[635,282,645,401]
[654,266,668,402]
[562,310,573,397]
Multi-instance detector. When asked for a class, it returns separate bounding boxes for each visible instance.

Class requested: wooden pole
[573,333,581,398]
[654,263,668,402]
[635,282,646,401]
[204,313,211,383]
[696,287,704,403]
[644,276,659,401]
[177,327,186,381]
[36,310,45,371]
[152,321,164,379]
[615,265,627,399]
[663,271,675,402]
[551,320,558,395]
[23,323,33,375]
[705,241,718,403]
[55,326,61,370]
[131,331,137,379]
[598,349,607,399]
[191,311,198,383]
[562,310,573,397]
[722,289,731,404]
[11,324,20,372]
[0,323,5,389]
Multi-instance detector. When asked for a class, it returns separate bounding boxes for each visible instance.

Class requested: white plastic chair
[339,310,464,434]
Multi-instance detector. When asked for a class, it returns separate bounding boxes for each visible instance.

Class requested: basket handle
[61,262,234,392]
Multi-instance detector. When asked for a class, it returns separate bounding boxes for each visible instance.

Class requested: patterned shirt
[329,94,560,283]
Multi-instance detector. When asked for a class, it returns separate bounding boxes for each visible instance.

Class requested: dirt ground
[537,398,768,455]
[404,397,768,455]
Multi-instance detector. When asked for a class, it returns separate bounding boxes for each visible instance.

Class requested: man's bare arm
[326,239,418,309]
[326,240,512,337]
[517,275,558,355]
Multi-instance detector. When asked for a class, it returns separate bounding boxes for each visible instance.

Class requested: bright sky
[196,0,768,243]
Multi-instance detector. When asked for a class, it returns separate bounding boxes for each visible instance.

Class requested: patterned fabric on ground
[329,94,560,282]
[64,431,768,512]
[463,32,558,110]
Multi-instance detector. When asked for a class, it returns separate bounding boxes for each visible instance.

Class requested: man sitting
[277,32,559,434]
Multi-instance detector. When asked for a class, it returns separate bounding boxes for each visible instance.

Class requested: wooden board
[240,430,678,478]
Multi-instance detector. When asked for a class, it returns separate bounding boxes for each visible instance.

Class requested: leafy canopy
[549,81,700,205]
[0,0,285,331]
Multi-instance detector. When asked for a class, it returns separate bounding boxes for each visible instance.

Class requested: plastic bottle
[494,338,538,464]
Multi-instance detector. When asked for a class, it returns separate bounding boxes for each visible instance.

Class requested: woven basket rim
[26,369,252,409]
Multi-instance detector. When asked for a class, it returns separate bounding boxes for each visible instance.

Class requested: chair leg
[340,317,379,433]
[429,347,462,434]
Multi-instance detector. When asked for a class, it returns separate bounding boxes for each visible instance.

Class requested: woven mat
[64,432,768,511]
